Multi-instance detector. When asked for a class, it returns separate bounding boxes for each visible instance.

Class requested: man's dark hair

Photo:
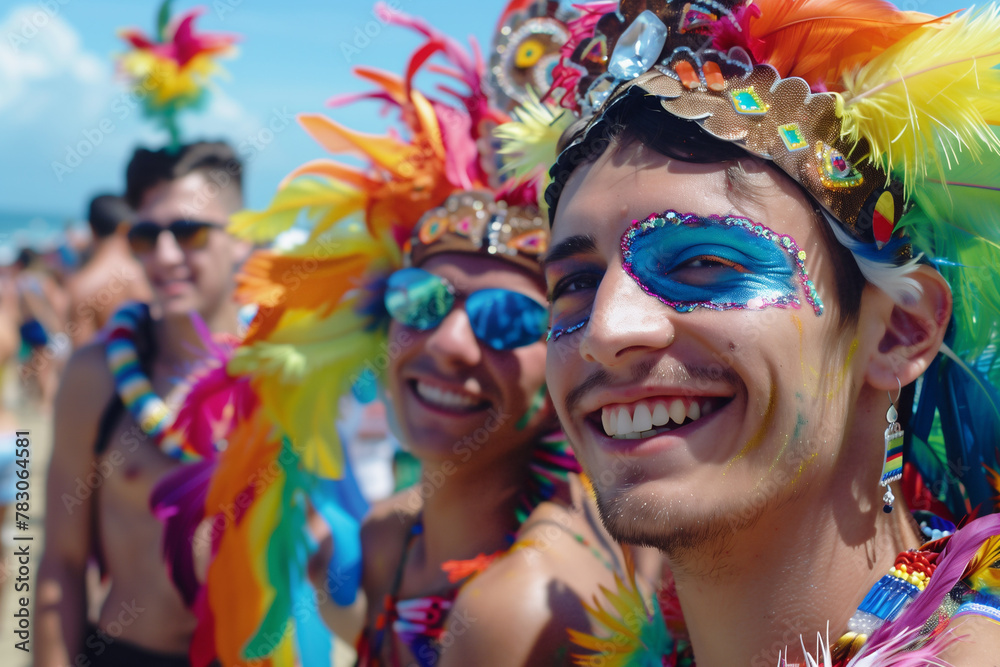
[87,194,133,239]
[548,90,866,326]
[125,141,243,210]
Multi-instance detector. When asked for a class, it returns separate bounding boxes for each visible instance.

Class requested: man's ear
[864,265,952,391]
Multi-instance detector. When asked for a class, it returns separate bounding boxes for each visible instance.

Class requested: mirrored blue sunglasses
[384,267,548,351]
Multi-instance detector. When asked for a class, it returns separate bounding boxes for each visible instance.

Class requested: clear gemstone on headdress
[608,10,668,81]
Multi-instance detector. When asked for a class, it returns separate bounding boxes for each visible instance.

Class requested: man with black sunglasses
[37,141,250,667]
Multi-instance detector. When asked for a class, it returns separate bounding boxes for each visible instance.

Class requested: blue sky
[0,0,969,221]
[0,0,510,220]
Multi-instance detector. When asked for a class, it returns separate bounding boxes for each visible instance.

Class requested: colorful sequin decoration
[816,142,864,189]
[621,211,824,316]
[729,86,769,114]
[547,318,587,342]
[418,215,448,244]
[778,123,808,152]
[105,303,187,460]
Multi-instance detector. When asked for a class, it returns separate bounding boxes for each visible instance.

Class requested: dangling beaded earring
[880,378,904,513]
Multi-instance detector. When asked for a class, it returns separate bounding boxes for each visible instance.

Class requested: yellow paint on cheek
[756,429,792,492]
[726,386,776,470]
[791,451,819,486]
[825,337,859,400]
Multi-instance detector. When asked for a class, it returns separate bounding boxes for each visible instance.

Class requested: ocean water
[0,209,85,264]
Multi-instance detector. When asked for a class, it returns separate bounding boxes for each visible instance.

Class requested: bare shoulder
[437,509,601,667]
[360,488,421,583]
[55,341,114,430]
[439,553,588,667]
[938,613,1000,665]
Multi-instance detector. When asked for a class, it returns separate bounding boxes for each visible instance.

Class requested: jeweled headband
[541,1,1000,266]
[409,190,548,274]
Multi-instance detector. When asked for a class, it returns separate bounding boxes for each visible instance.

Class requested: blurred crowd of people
[2,195,152,413]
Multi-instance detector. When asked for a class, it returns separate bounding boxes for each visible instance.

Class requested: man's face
[386,253,551,463]
[545,145,860,552]
[133,172,244,319]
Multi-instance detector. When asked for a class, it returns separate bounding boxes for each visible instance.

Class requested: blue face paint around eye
[547,318,587,342]
[621,211,823,316]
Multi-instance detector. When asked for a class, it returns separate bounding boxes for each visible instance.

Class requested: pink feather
[169,369,256,459]
[862,513,1000,656]
[150,459,217,607]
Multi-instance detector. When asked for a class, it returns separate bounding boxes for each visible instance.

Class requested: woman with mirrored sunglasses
[347,190,627,667]
[384,267,549,351]
[165,8,632,666]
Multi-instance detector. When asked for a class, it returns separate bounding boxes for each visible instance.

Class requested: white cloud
[0,6,108,116]
[0,4,256,131]
[0,4,262,214]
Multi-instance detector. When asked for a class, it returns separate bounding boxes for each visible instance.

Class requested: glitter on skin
[759,412,815,490]
[622,211,825,316]
[825,337,859,400]
[726,385,777,470]
[791,312,805,376]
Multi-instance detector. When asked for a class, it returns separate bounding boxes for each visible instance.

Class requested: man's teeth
[601,398,715,438]
[415,381,479,409]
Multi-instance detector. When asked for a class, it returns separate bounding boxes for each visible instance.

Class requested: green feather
[156,0,173,43]
[899,127,1000,361]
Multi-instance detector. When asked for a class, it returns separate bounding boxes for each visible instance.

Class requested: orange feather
[204,412,280,511]
[236,251,372,343]
[277,158,374,191]
[748,0,954,90]
[297,113,423,174]
[352,65,408,104]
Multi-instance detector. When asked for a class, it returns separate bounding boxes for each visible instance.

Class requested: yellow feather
[839,6,1000,195]
[228,178,367,244]
[964,534,1000,594]
[495,87,574,210]
[228,298,389,478]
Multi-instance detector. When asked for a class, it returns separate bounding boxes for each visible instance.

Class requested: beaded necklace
[105,303,189,460]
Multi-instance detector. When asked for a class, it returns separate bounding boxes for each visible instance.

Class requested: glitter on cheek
[548,318,588,341]
[725,385,777,472]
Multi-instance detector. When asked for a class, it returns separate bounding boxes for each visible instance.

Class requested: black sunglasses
[126,220,224,254]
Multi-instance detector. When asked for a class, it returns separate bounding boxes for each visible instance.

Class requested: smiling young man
[520,2,1000,665]
[36,141,249,667]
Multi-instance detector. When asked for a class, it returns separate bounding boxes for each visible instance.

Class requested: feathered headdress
[117,0,239,148]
